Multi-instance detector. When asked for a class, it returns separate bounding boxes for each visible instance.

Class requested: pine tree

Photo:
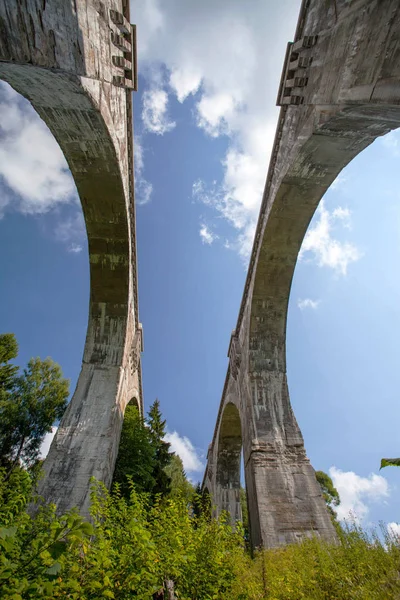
[112,403,156,497]
[148,399,172,497]
[113,399,174,501]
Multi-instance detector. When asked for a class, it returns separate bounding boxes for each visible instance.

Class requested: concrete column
[243,372,336,548]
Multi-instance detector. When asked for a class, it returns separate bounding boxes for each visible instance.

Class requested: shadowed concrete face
[215,403,242,523]
[204,0,400,549]
[0,0,141,515]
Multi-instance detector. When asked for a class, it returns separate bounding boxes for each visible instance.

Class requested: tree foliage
[315,470,340,507]
[0,333,69,475]
[113,399,175,501]
[112,403,155,498]
[0,475,244,599]
[380,458,400,469]
[2,472,400,599]
[164,454,194,501]
[147,399,172,497]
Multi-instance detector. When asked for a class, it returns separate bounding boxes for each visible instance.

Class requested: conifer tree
[113,399,175,501]
[112,403,155,497]
[148,399,172,497]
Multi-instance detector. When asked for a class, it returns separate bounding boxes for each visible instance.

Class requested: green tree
[113,399,174,501]
[240,486,249,542]
[112,403,155,497]
[0,334,69,476]
[165,453,194,501]
[148,399,172,497]
[315,470,340,522]
[315,471,340,507]
[0,333,19,398]
[192,483,211,521]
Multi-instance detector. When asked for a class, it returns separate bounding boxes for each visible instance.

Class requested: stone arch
[205,0,400,550]
[0,0,141,515]
[127,396,140,411]
[246,108,400,548]
[215,402,243,523]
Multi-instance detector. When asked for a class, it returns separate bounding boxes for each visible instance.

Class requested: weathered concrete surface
[203,0,400,549]
[0,0,142,515]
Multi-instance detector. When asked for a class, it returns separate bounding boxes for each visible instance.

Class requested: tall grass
[231,522,400,599]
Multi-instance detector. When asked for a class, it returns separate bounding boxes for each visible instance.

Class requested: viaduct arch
[0,0,142,515]
[203,0,400,549]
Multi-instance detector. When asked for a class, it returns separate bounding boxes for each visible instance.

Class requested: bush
[0,476,246,599]
[1,471,400,599]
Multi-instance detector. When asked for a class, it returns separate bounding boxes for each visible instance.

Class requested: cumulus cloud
[329,466,389,522]
[164,431,203,473]
[299,202,362,275]
[387,522,400,539]
[297,298,320,310]
[199,223,218,245]
[142,88,176,135]
[39,426,57,459]
[0,81,76,217]
[132,0,299,258]
[0,82,88,254]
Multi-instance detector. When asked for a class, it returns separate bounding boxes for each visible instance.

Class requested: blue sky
[1,0,400,532]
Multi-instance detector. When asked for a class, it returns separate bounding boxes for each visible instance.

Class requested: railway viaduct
[0,0,142,515]
[203,0,400,549]
[1,0,400,549]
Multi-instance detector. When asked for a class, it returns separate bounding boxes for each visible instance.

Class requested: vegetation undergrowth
[1,468,400,599]
[2,332,400,598]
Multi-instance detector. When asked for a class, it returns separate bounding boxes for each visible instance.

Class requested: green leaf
[45,561,62,576]
[0,526,17,539]
[49,540,67,560]
[380,458,400,470]
[79,521,94,536]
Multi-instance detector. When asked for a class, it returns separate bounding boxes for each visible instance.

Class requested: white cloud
[329,466,389,522]
[52,210,87,254]
[142,88,176,135]
[299,201,362,275]
[40,426,57,459]
[134,137,153,204]
[67,243,83,254]
[387,522,400,539]
[164,431,203,473]
[297,298,320,310]
[132,0,299,258]
[0,81,76,217]
[199,223,218,245]
[330,173,348,191]
[54,211,85,243]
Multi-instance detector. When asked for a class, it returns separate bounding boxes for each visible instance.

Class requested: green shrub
[1,470,400,599]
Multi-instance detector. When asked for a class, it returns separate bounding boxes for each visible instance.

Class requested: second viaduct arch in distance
[0,0,143,515]
[203,0,400,549]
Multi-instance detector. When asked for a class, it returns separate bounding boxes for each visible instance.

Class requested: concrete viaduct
[0,0,142,515]
[1,0,400,550]
[203,0,400,549]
